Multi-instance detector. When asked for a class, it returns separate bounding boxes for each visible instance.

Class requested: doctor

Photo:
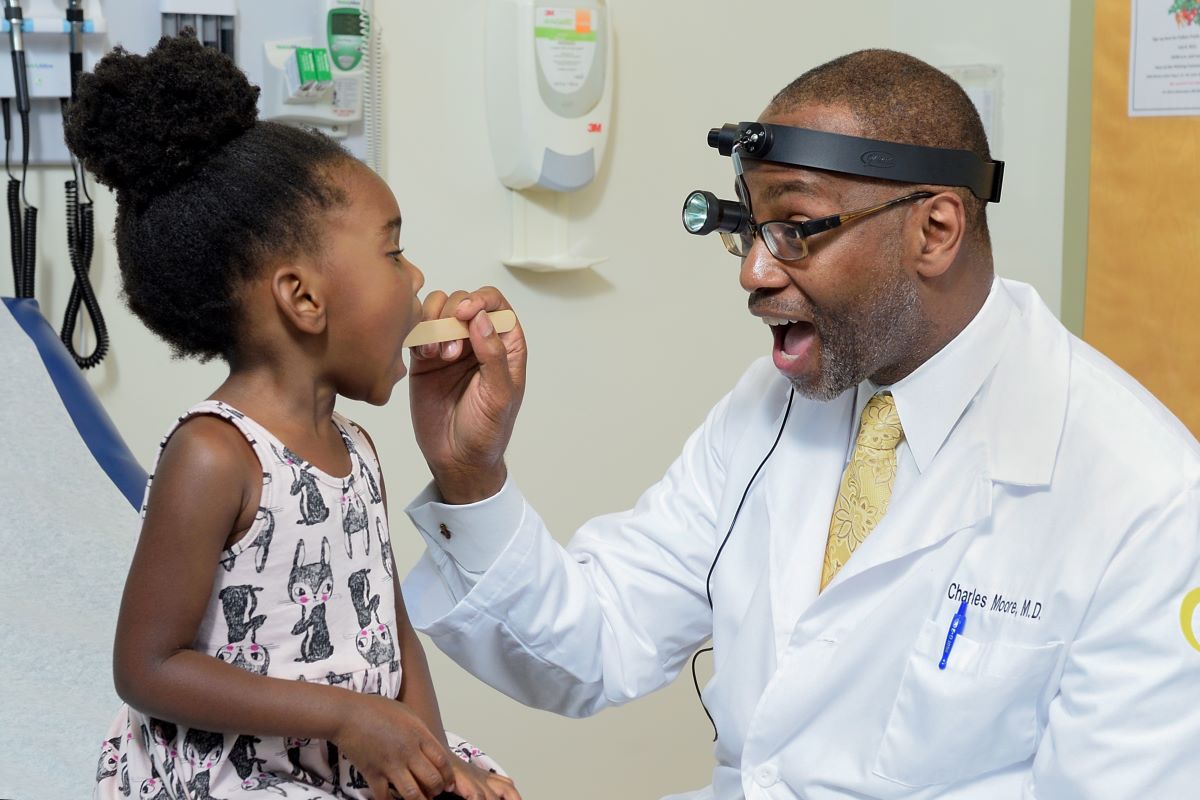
[402,49,1200,798]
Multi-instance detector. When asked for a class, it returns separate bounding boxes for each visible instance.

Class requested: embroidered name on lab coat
[948,582,1044,620]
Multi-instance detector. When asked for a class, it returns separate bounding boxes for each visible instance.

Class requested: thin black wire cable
[691,645,716,737]
[692,387,796,741]
[2,97,12,178]
[705,387,795,608]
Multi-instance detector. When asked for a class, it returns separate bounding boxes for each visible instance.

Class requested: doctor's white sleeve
[401,394,737,718]
[1030,485,1200,798]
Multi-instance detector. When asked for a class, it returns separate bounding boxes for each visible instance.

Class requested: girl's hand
[447,760,523,800]
[408,287,527,505]
[334,695,455,799]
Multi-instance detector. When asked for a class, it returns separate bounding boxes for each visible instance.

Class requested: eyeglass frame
[721,190,935,261]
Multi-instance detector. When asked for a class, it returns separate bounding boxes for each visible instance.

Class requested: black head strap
[709,122,1003,203]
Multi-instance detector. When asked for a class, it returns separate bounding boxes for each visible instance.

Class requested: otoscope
[4,0,36,300]
[59,0,107,368]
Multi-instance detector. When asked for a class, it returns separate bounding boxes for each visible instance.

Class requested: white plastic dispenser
[485,0,612,271]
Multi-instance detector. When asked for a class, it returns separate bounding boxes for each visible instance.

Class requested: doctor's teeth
[761,316,792,327]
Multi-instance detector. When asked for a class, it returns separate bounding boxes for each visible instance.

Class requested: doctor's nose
[739,236,791,294]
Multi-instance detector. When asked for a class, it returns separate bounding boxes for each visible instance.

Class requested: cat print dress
[96,401,408,799]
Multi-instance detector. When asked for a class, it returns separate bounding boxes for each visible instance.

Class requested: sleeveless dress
[95,401,405,799]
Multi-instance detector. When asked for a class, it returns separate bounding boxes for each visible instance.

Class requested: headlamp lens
[682,191,714,234]
[681,190,750,238]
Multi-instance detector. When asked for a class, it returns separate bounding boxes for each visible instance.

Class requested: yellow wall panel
[1085,0,1200,435]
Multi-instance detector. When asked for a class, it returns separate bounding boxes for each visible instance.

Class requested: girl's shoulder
[155,400,270,459]
[142,400,271,519]
[332,413,383,470]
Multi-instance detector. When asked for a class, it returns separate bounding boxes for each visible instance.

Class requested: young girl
[67,34,520,800]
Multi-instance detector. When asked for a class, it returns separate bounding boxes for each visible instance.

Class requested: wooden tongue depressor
[403,309,518,348]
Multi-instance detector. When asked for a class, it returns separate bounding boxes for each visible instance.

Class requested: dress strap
[144,401,279,537]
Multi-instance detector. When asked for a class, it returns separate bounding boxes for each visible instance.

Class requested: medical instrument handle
[67,1,83,100]
[9,54,28,114]
[4,2,29,114]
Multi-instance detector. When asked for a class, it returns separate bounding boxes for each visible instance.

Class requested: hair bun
[65,33,259,201]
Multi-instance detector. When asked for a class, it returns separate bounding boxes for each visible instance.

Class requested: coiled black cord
[4,97,23,297]
[8,171,23,295]
[3,95,35,299]
[60,166,107,368]
[691,387,795,741]
[16,94,34,298]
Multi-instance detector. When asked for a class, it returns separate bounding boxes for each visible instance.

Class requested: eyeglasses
[720,191,934,261]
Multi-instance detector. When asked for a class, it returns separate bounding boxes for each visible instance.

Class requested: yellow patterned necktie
[820,393,905,592]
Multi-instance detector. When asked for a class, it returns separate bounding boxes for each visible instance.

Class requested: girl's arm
[356,425,447,736]
[395,588,448,738]
[114,416,453,798]
[362,425,522,800]
[115,416,342,734]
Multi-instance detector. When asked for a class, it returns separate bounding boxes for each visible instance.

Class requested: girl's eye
[388,248,406,263]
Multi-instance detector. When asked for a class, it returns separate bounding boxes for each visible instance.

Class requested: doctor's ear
[910,191,966,279]
[271,263,327,336]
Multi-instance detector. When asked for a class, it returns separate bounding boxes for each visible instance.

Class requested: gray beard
[789,269,926,401]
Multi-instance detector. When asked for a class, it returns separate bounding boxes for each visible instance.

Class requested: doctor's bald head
[765,49,993,247]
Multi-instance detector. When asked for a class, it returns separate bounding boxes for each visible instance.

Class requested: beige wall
[12,2,1075,796]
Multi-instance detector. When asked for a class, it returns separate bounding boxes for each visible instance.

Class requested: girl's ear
[271,263,327,336]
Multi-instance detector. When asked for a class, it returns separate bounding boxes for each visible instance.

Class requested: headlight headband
[708,121,1004,203]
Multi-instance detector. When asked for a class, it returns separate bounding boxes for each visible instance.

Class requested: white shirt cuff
[404,476,525,578]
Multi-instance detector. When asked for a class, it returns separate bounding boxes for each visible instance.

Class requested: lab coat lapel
[822,435,992,593]
[814,278,1074,590]
[764,393,856,636]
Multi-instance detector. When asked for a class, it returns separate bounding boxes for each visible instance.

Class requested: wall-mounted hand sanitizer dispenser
[486,0,611,192]
[259,0,382,172]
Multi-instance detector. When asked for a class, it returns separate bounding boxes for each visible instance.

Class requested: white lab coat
[403,280,1200,799]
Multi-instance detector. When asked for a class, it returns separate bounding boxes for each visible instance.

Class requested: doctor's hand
[409,287,527,505]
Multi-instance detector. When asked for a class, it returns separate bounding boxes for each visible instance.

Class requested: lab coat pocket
[872,618,1062,787]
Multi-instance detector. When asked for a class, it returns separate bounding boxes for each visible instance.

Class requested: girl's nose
[407,256,426,293]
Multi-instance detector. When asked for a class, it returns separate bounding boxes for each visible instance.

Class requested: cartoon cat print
[215,584,271,674]
[347,568,397,673]
[182,728,224,799]
[338,428,382,505]
[274,443,329,526]
[229,734,267,780]
[341,477,370,559]
[289,538,334,662]
[96,736,121,781]
[284,737,326,788]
